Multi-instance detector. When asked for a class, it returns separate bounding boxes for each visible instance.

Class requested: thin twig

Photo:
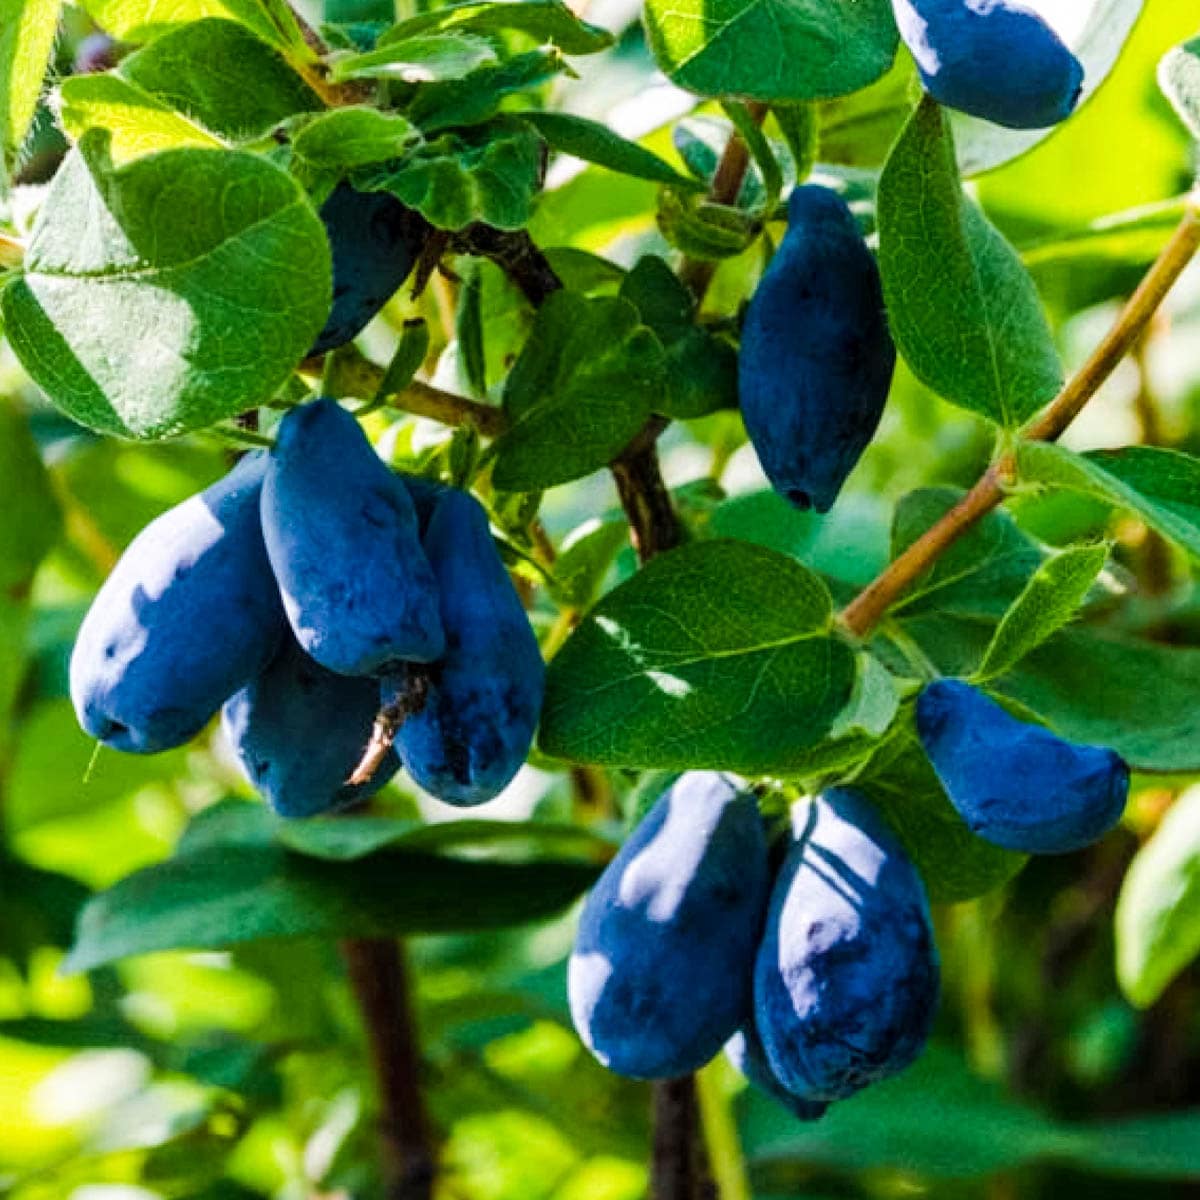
[678,102,769,303]
[453,225,563,307]
[840,200,1200,640]
[610,421,681,562]
[395,381,507,437]
[323,352,507,435]
[653,1076,703,1200]
[341,939,436,1200]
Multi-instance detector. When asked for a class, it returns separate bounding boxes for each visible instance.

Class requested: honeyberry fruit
[569,771,770,1079]
[754,789,939,1102]
[916,678,1130,854]
[309,182,428,357]
[738,185,896,514]
[223,633,400,819]
[893,0,1084,130]
[725,1024,828,1121]
[390,484,544,806]
[71,453,285,754]
[260,398,444,676]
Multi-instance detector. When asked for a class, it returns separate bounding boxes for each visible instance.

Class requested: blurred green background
[5,1,1200,1197]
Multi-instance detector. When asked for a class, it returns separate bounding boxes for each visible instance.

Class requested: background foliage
[5,0,1200,1198]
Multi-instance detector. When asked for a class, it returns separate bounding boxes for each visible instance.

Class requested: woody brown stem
[840,200,1200,639]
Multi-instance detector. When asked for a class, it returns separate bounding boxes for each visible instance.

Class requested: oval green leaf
[540,539,857,772]
[1,133,331,439]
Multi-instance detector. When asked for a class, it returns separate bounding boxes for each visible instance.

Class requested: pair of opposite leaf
[71,399,544,816]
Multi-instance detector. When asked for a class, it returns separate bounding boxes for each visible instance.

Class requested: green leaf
[722,100,782,210]
[708,488,892,588]
[0,398,61,591]
[378,0,613,56]
[328,32,499,84]
[0,855,90,970]
[1018,442,1200,562]
[1117,785,1200,1007]
[1160,36,1200,140]
[405,48,566,133]
[352,115,542,231]
[62,803,602,973]
[83,0,313,59]
[58,74,227,161]
[743,1038,1200,1181]
[0,0,64,188]
[551,518,630,610]
[118,18,322,139]
[889,488,1046,620]
[541,246,627,292]
[492,292,666,490]
[744,1044,1067,1179]
[377,319,430,397]
[292,107,419,172]
[877,97,1062,427]
[854,710,1026,903]
[539,540,858,773]
[656,189,758,261]
[276,812,615,863]
[830,652,900,741]
[772,101,818,183]
[643,0,898,103]
[976,543,1109,682]
[0,597,29,751]
[1021,196,1190,313]
[456,260,488,399]
[523,111,702,190]
[8,700,191,831]
[816,52,914,170]
[995,628,1200,775]
[1,134,331,438]
[618,255,738,419]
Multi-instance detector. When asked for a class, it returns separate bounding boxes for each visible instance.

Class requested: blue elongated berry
[569,771,770,1079]
[738,185,896,514]
[308,183,428,356]
[260,398,444,676]
[754,789,939,1102]
[70,453,285,754]
[725,1024,828,1121]
[893,0,1084,130]
[390,485,544,806]
[916,678,1129,854]
[223,634,399,818]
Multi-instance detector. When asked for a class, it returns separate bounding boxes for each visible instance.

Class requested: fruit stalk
[840,197,1200,639]
[341,938,435,1200]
